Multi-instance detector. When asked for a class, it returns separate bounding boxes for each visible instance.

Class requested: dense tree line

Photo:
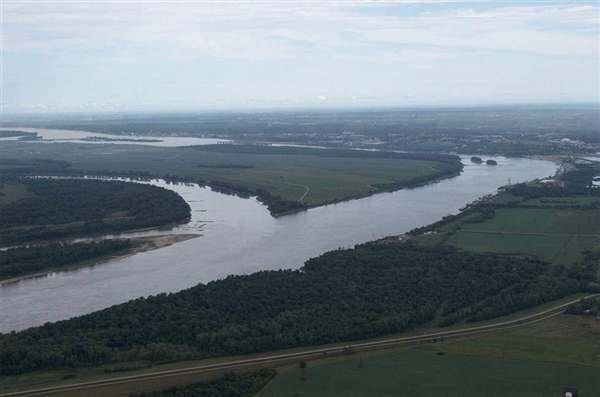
[1,158,72,175]
[131,369,277,397]
[0,179,190,244]
[0,240,133,280]
[1,244,596,375]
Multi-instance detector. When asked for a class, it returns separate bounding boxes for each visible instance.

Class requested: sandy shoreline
[0,234,201,285]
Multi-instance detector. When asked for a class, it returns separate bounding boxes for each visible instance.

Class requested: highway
[2,294,597,397]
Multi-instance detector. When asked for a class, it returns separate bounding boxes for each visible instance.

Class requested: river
[1,156,557,332]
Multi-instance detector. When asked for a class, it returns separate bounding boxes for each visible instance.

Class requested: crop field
[490,193,600,207]
[460,208,600,235]
[260,314,599,397]
[444,232,598,265]
[0,181,33,204]
[0,141,452,206]
[439,314,600,366]
[260,348,599,397]
[412,196,600,266]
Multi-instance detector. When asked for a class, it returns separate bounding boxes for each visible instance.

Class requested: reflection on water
[1,156,557,332]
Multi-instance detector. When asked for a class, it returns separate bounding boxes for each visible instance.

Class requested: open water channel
[1,156,557,332]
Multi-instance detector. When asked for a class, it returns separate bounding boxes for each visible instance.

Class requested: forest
[0,178,191,245]
[1,243,596,375]
[0,240,133,280]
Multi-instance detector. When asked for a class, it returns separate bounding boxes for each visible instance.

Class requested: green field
[260,314,600,397]
[0,181,33,204]
[413,197,600,266]
[0,141,458,208]
[260,349,599,397]
[460,207,600,235]
[444,232,598,265]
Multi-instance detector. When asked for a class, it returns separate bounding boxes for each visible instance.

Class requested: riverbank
[0,234,200,285]
[1,156,558,332]
[272,167,464,217]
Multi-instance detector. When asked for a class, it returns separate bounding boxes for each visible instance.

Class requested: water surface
[1,156,557,332]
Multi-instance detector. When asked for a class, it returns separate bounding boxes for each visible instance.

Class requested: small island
[486,159,498,165]
[470,156,483,163]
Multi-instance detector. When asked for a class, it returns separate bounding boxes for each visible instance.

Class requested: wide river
[1,156,557,332]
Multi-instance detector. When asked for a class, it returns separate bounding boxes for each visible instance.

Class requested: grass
[490,193,600,207]
[460,208,600,235]
[0,141,450,207]
[0,181,33,204]
[412,197,600,266]
[260,314,600,397]
[444,232,598,265]
[259,348,599,397]
[2,294,591,396]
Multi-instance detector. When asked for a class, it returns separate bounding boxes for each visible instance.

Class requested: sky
[1,0,599,113]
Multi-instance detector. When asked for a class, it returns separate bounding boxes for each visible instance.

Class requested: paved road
[2,294,597,397]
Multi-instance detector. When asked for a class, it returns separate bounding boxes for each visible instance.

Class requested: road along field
[1,295,596,397]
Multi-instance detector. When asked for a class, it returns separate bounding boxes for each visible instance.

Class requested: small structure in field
[563,386,579,397]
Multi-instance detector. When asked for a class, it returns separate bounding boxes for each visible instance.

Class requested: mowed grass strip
[259,349,600,397]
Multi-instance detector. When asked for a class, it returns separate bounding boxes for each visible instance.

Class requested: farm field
[0,180,33,204]
[412,196,600,267]
[260,349,598,397]
[0,141,459,208]
[444,232,597,265]
[260,315,600,397]
[459,207,600,235]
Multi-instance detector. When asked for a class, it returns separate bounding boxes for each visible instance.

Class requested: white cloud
[3,2,598,60]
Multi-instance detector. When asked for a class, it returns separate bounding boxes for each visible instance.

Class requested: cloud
[3,2,598,62]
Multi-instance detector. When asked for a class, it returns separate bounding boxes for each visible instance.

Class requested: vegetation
[4,105,598,155]
[131,369,276,397]
[260,348,599,397]
[410,161,600,266]
[0,178,190,245]
[565,297,600,317]
[0,143,462,215]
[261,300,600,397]
[1,243,596,375]
[0,240,134,281]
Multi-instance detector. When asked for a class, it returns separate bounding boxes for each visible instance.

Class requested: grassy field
[260,315,600,397]
[412,196,600,266]
[260,349,599,397]
[0,181,33,204]
[460,207,600,235]
[444,232,598,265]
[0,141,453,207]
[1,295,594,397]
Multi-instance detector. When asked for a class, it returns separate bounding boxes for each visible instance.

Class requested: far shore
[0,234,200,285]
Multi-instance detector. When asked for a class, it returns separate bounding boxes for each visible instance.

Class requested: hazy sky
[2,0,599,112]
